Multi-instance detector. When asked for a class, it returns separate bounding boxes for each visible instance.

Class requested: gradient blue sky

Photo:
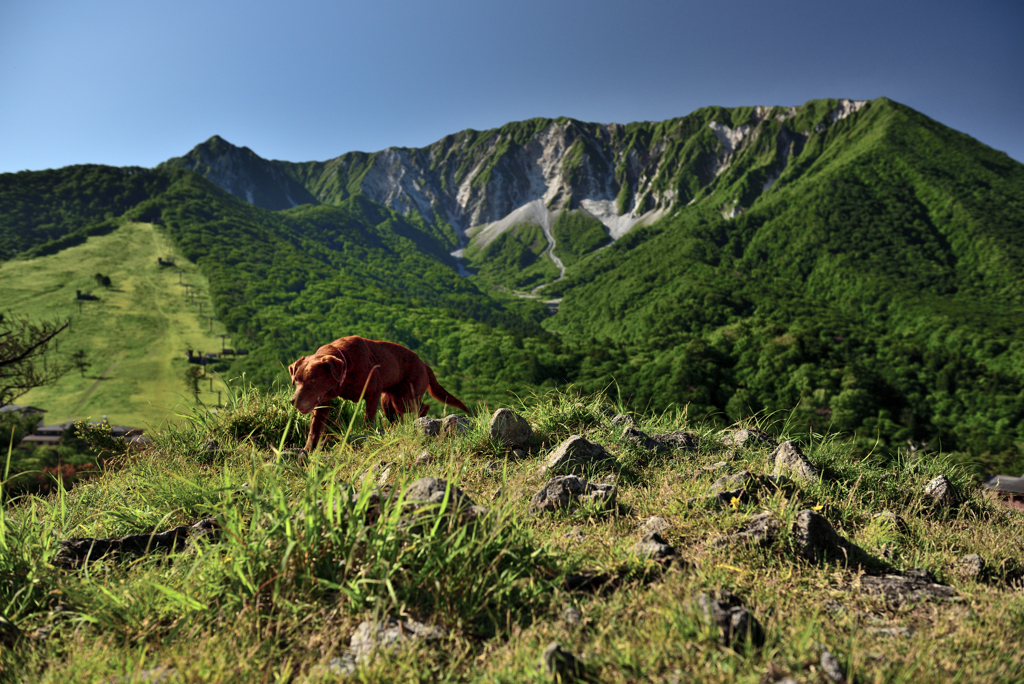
[2,0,1021,173]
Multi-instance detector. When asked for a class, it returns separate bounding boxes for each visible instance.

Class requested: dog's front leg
[305,405,331,451]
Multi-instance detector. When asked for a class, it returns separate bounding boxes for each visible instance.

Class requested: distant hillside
[3,97,1023,474]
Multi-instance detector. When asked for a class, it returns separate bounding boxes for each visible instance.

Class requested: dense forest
[1,98,1022,476]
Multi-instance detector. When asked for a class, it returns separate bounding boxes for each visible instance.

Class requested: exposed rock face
[529,475,617,514]
[856,568,958,605]
[711,512,781,548]
[695,590,765,648]
[771,441,819,481]
[633,532,676,561]
[55,518,219,568]
[923,474,962,509]
[540,641,585,681]
[168,101,866,250]
[489,408,532,450]
[540,435,613,475]
[720,428,777,449]
[792,510,850,562]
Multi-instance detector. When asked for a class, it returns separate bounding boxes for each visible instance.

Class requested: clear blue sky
[2,0,1021,173]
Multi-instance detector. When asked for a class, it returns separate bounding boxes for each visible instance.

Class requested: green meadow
[1,222,234,430]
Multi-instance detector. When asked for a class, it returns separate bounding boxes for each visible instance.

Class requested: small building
[982,474,1024,511]
[20,419,145,448]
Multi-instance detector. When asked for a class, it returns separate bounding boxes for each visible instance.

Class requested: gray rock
[414,417,442,437]
[621,426,666,453]
[867,626,914,638]
[923,474,961,508]
[819,646,847,683]
[710,470,757,494]
[442,414,473,435]
[414,450,432,466]
[348,616,446,668]
[562,606,583,627]
[772,441,819,481]
[695,590,764,648]
[482,460,500,474]
[529,475,617,514]
[638,516,670,536]
[512,448,528,459]
[401,477,487,523]
[792,509,849,562]
[108,666,178,683]
[857,569,958,605]
[711,511,781,548]
[489,408,532,450]
[540,641,584,681]
[610,413,635,427]
[957,553,985,579]
[720,428,776,449]
[651,430,698,451]
[541,435,613,475]
[633,532,676,561]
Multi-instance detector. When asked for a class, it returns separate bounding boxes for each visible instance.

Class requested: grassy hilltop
[1,388,1023,682]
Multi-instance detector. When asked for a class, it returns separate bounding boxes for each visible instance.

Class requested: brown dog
[288,335,470,451]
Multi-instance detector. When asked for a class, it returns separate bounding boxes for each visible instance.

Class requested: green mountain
[2,97,1022,475]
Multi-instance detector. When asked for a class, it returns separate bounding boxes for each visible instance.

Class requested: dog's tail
[425,365,470,414]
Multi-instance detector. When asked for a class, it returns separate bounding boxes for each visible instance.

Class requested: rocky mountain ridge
[163,99,871,252]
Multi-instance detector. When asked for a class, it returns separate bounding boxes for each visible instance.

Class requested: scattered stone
[720,428,776,449]
[818,645,847,683]
[414,417,442,437]
[872,511,910,535]
[562,606,583,627]
[106,666,179,684]
[563,569,620,593]
[610,413,635,427]
[771,441,819,481]
[312,615,448,675]
[710,470,758,494]
[633,532,676,561]
[540,435,614,475]
[957,554,986,579]
[529,475,617,514]
[540,641,584,681]
[621,426,666,453]
[857,568,959,605]
[638,516,671,536]
[651,430,699,451]
[923,475,961,509]
[711,511,781,548]
[55,518,220,569]
[792,509,850,562]
[695,590,764,648]
[376,462,393,486]
[414,450,433,466]
[401,477,487,523]
[866,626,914,638]
[512,448,528,459]
[489,408,532,450]
[442,414,473,435]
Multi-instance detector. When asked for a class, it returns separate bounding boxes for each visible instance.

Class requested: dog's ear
[288,356,307,381]
[324,355,348,386]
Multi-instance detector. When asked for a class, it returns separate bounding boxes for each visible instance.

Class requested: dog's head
[288,353,347,414]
